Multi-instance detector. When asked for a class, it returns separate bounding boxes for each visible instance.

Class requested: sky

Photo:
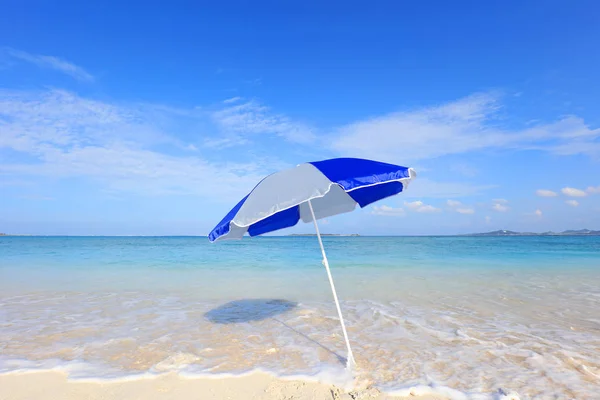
[1,0,599,236]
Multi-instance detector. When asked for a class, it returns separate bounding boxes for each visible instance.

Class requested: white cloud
[490,198,510,212]
[371,205,405,217]
[524,209,543,218]
[403,178,496,198]
[417,205,442,213]
[449,163,478,177]
[587,186,600,194]
[404,201,423,210]
[536,189,558,197]
[447,199,474,214]
[566,200,579,207]
[4,48,94,82]
[487,198,510,212]
[404,201,441,213]
[223,96,242,104]
[561,187,587,197]
[485,216,492,224]
[212,100,316,144]
[492,203,509,212]
[203,136,250,149]
[0,89,273,200]
[331,92,600,162]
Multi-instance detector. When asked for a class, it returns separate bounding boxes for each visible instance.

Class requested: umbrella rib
[307,199,356,370]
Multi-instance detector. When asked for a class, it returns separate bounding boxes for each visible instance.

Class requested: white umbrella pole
[307,200,356,369]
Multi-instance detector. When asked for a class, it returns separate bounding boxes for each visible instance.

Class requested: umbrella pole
[307,200,356,370]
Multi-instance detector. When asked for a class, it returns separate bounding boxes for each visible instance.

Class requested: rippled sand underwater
[1,236,599,398]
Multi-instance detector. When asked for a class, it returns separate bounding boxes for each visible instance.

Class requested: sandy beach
[2,237,598,399]
[0,371,451,400]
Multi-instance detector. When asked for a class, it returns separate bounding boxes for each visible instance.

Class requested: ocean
[1,236,599,398]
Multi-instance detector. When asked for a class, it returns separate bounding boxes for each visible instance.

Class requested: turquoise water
[3,236,599,270]
[1,236,599,398]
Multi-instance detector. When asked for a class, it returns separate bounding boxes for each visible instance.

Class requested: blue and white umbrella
[209,157,416,368]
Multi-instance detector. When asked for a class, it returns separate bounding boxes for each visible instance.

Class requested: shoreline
[2,232,600,237]
[0,370,450,400]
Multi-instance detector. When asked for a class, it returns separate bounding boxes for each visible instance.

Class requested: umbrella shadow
[204,299,345,365]
[205,299,298,323]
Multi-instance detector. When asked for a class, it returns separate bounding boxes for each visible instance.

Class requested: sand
[0,371,447,400]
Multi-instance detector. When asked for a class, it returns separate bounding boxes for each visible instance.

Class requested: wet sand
[0,371,450,400]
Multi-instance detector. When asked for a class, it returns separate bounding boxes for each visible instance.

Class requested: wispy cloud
[371,205,405,216]
[450,163,478,177]
[0,89,272,200]
[0,179,34,187]
[223,96,242,104]
[561,187,587,197]
[536,189,558,197]
[18,194,55,201]
[331,92,600,163]
[245,77,262,86]
[534,209,543,217]
[211,100,316,145]
[586,186,600,194]
[447,200,462,207]
[404,200,441,213]
[4,48,94,82]
[203,136,250,149]
[403,178,496,198]
[485,216,492,224]
[456,208,475,214]
[565,200,579,207]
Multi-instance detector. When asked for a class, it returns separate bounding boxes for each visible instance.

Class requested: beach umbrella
[208,157,416,369]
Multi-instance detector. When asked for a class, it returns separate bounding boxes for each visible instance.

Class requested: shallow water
[1,236,599,398]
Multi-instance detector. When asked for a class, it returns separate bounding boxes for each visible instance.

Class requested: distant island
[465,229,600,237]
[287,233,360,237]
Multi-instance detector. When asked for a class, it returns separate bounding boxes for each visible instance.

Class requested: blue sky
[1,1,599,235]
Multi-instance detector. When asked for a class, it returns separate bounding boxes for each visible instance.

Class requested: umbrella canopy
[208,157,416,369]
[209,158,415,242]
